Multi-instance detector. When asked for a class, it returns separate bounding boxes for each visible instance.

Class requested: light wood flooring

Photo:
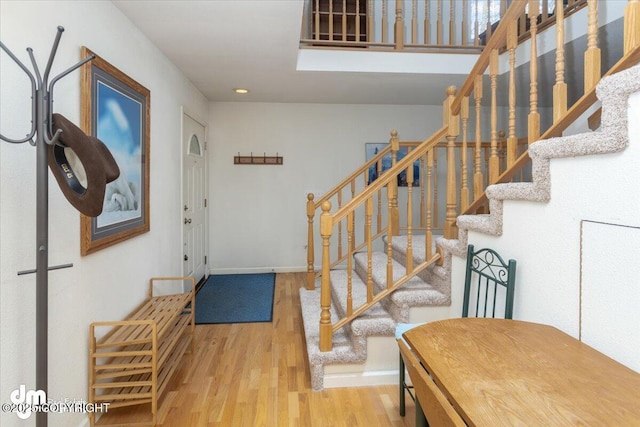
[97,272,417,426]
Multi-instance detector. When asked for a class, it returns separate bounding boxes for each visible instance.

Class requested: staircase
[300,235,451,390]
[300,0,640,391]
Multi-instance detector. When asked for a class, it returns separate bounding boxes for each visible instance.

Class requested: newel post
[306,193,315,290]
[443,86,459,240]
[395,0,405,50]
[389,130,400,236]
[319,201,333,352]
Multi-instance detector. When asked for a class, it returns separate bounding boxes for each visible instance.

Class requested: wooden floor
[97,272,417,427]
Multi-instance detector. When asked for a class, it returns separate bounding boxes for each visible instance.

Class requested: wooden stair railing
[313,0,640,351]
[306,137,393,290]
[307,134,503,290]
[319,126,448,351]
[464,0,640,216]
[464,42,640,215]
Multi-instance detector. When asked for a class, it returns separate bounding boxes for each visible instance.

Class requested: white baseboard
[209,266,307,275]
[323,369,399,389]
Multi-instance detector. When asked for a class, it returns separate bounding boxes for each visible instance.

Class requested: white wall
[455,90,640,372]
[207,102,444,273]
[0,2,208,427]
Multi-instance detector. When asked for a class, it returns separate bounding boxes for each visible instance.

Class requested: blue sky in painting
[96,81,141,157]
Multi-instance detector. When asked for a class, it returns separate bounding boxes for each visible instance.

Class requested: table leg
[415,396,428,427]
[399,353,406,416]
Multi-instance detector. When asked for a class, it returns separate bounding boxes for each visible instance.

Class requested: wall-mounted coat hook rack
[0,25,95,427]
[234,152,283,165]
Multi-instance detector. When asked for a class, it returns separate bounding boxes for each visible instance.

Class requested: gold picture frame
[80,47,150,256]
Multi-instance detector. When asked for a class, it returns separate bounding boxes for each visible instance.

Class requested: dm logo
[10,385,46,420]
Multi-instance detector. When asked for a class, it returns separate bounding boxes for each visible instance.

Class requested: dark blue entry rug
[195,273,275,324]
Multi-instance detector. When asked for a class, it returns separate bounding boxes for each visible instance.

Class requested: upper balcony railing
[300,0,588,52]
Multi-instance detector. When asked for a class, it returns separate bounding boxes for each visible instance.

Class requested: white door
[182,113,207,283]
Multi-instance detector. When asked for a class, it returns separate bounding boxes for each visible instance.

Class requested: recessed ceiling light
[233,88,249,94]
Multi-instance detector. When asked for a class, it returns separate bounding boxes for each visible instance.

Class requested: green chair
[397,244,517,419]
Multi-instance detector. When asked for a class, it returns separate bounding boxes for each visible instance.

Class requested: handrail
[463,43,640,215]
[331,256,440,332]
[314,138,468,209]
[515,0,589,45]
[332,126,448,224]
[314,144,392,209]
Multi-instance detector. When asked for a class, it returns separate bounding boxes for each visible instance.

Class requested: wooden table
[403,318,640,426]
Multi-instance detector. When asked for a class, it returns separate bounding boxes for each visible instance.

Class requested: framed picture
[80,47,150,256]
[365,143,420,187]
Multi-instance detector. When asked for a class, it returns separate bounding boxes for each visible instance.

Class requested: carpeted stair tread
[329,270,389,318]
[353,252,448,307]
[329,269,397,336]
[299,283,380,390]
[354,251,433,291]
[299,287,364,367]
[384,234,448,283]
[388,234,431,264]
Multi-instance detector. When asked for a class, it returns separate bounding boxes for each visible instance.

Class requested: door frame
[180,106,209,287]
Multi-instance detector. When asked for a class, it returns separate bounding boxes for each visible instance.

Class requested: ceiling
[112,0,623,107]
[112,0,469,105]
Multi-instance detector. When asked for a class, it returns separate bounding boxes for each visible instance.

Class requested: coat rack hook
[0,42,37,144]
[46,53,95,142]
[27,47,43,87]
[42,26,64,87]
[44,129,62,146]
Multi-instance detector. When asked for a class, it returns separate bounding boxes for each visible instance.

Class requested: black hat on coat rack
[0,26,118,427]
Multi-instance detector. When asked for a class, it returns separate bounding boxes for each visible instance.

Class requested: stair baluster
[584,0,601,91]
[426,148,434,260]
[507,20,518,166]
[405,147,414,274]
[462,0,468,45]
[473,75,484,200]
[368,0,374,43]
[420,154,426,229]
[474,0,480,45]
[395,0,405,50]
[554,0,568,123]
[382,0,388,43]
[437,0,443,45]
[449,0,455,44]
[433,147,439,228]
[461,96,470,211]
[347,211,354,316]
[489,49,499,184]
[337,190,343,259]
[529,0,541,143]
[389,131,400,235]
[412,0,418,44]
[386,184,395,288]
[444,86,459,239]
[425,0,431,44]
[306,193,315,290]
[486,0,493,41]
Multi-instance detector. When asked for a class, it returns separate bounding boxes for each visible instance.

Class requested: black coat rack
[0,26,95,427]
